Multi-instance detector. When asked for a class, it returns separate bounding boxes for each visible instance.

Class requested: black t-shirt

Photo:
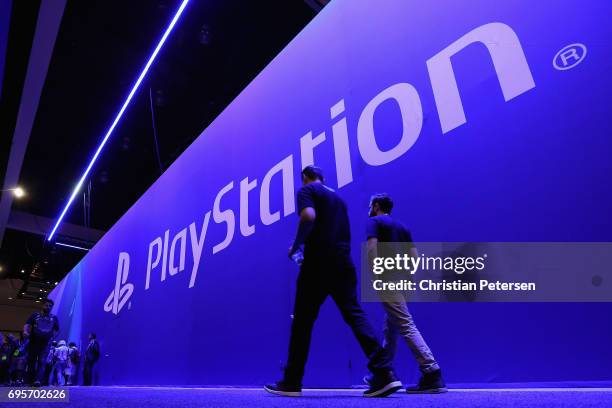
[366,215,414,243]
[366,215,415,280]
[296,182,351,258]
[26,312,59,343]
[86,340,100,362]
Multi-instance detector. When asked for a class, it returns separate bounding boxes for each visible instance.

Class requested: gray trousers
[381,297,440,374]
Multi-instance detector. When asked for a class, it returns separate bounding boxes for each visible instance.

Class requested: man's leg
[329,262,402,397]
[329,272,392,375]
[26,344,40,385]
[382,313,399,360]
[36,345,50,385]
[83,362,91,386]
[55,363,61,386]
[43,360,53,386]
[382,301,439,373]
[283,269,327,385]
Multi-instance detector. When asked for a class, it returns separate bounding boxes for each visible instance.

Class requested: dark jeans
[26,341,49,385]
[284,253,392,384]
[0,361,9,385]
[83,360,96,385]
[43,361,54,385]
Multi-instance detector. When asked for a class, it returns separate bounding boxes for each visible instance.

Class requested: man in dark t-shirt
[24,298,59,386]
[265,166,401,398]
[366,193,446,393]
[83,332,100,386]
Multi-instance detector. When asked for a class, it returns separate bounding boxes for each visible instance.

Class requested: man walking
[366,193,446,393]
[67,342,80,385]
[24,298,59,387]
[53,340,70,386]
[44,341,57,385]
[265,166,401,397]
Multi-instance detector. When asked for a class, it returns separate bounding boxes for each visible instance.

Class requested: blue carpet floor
[14,386,612,408]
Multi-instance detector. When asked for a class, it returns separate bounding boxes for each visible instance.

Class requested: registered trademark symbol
[553,43,587,71]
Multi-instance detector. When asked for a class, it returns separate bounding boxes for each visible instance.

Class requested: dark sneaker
[363,371,402,397]
[264,381,302,397]
[32,381,41,388]
[406,369,448,394]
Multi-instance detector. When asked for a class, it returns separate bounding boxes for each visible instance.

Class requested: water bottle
[291,248,304,266]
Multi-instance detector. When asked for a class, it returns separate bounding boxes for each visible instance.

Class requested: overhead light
[13,187,25,198]
[0,266,3,272]
[54,282,58,285]
[8,297,13,300]
[0,186,26,198]
[21,269,25,273]
[39,289,43,292]
[47,0,191,241]
[35,300,40,303]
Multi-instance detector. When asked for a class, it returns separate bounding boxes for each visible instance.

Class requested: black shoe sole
[363,381,403,397]
[264,385,302,397]
[406,387,448,394]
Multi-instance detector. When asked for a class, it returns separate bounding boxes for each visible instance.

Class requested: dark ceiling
[0,0,319,301]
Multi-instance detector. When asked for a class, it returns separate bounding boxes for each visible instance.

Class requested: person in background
[10,333,28,386]
[365,193,446,393]
[24,298,59,387]
[0,334,12,385]
[53,340,70,386]
[265,166,401,398]
[44,341,57,385]
[83,333,100,386]
[67,342,80,385]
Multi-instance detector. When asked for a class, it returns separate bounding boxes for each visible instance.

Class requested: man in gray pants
[365,193,447,393]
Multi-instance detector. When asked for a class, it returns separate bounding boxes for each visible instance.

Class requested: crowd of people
[0,298,100,387]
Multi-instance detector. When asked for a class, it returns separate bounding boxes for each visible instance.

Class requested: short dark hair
[43,298,54,306]
[370,193,394,214]
[301,165,324,182]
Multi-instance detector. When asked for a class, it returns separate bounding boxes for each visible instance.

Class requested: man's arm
[367,237,378,263]
[23,313,36,337]
[92,341,100,362]
[52,316,59,339]
[406,229,418,268]
[289,207,316,257]
[409,246,419,259]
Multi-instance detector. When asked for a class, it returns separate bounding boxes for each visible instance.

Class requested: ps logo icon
[104,252,134,315]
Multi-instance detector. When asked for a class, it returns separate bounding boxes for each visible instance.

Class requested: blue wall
[50,0,612,386]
